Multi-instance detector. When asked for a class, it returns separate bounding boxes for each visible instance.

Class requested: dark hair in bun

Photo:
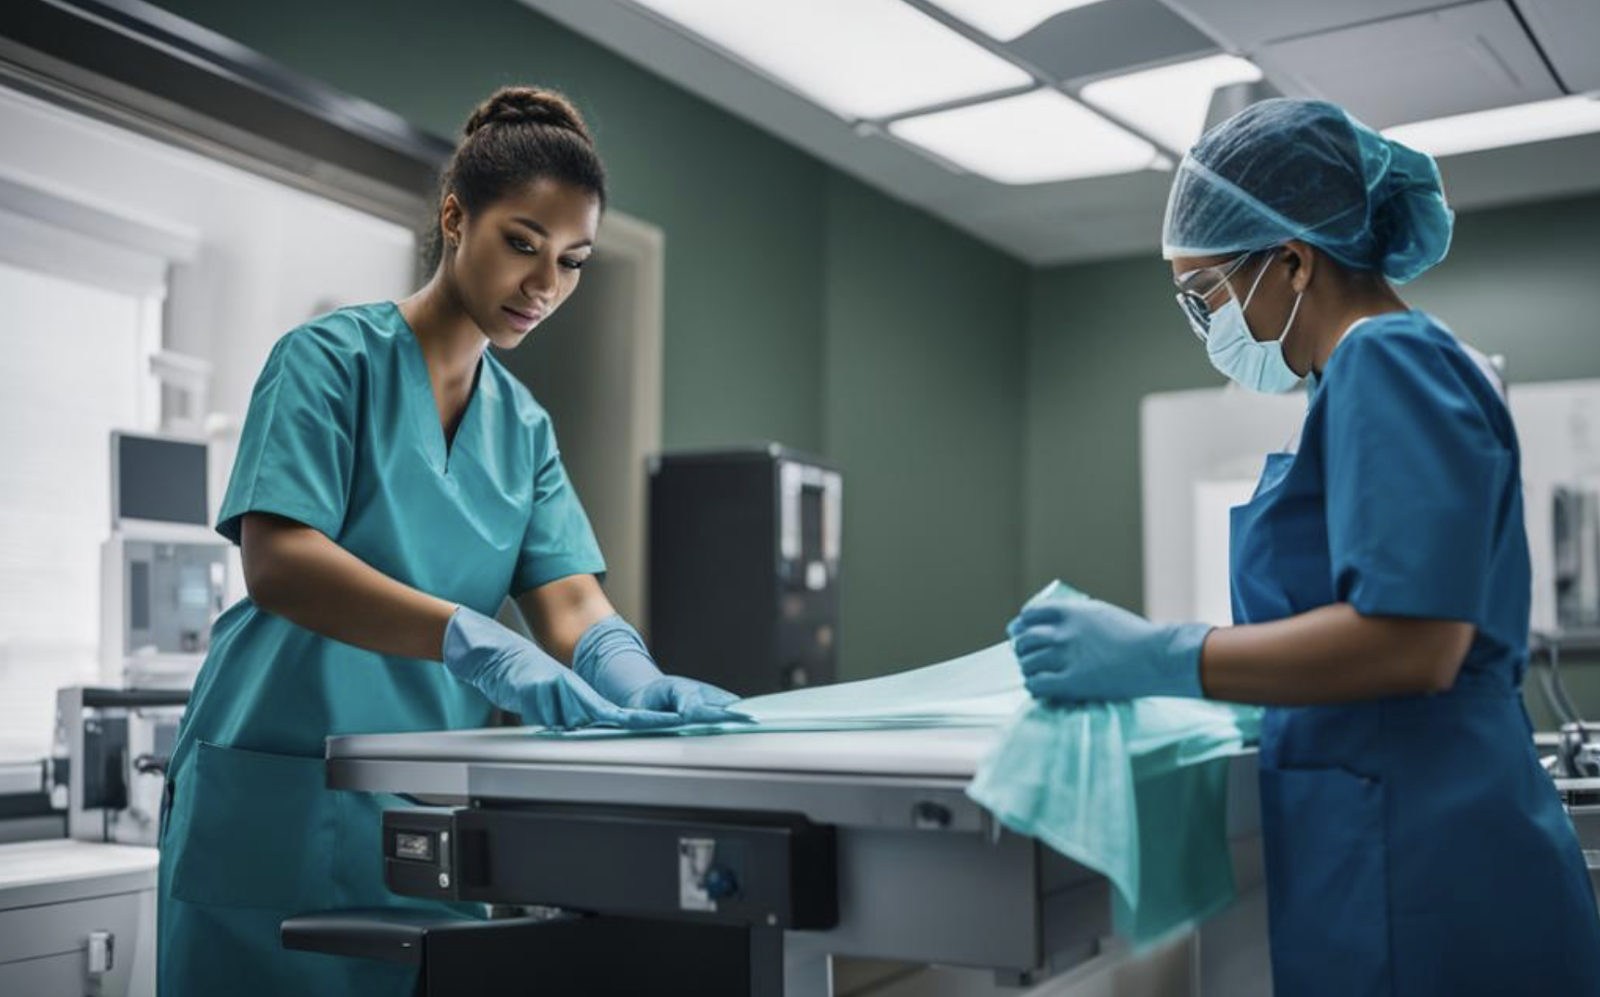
[427,85,606,267]
[462,86,594,143]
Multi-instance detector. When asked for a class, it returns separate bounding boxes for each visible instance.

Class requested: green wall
[823,174,1027,673]
[1404,195,1600,383]
[1022,253,1213,611]
[153,0,830,454]
[149,0,1031,678]
[1023,193,1600,726]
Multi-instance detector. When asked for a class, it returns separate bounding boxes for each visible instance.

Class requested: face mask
[1203,254,1304,394]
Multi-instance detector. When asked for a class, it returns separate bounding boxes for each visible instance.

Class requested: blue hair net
[1161,98,1453,284]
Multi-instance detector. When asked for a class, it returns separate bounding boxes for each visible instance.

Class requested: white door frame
[594,207,664,629]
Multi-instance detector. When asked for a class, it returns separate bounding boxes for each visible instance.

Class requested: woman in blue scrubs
[1010,99,1600,994]
[157,86,743,995]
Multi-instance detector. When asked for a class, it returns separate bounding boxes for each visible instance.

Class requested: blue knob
[703,866,738,900]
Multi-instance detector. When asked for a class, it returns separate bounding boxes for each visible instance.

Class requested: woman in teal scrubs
[1010,99,1600,994]
[158,86,742,995]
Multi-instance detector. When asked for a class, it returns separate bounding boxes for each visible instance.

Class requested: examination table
[280,724,1266,996]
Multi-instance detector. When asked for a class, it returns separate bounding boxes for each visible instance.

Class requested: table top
[326,723,1009,779]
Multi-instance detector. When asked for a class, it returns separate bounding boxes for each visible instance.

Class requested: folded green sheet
[967,580,1261,947]
[967,693,1259,947]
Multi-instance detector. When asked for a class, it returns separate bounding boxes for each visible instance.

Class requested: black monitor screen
[117,434,208,526]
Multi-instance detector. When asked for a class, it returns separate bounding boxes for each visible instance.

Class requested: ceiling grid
[522,0,1600,264]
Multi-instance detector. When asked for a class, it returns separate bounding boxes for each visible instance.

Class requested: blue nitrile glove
[573,615,752,725]
[1007,599,1212,701]
[442,606,680,730]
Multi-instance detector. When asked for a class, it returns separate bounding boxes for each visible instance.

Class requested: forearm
[516,577,741,719]
[515,573,616,664]
[242,514,457,661]
[1199,602,1474,705]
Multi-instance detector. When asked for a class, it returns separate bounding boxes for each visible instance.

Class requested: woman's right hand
[442,606,679,730]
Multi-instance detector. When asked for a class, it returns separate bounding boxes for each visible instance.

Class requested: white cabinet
[0,840,157,997]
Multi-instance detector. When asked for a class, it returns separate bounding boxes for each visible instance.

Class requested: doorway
[492,210,664,631]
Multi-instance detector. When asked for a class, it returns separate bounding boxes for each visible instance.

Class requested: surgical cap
[1161,98,1453,284]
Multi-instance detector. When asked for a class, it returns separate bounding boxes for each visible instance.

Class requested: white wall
[0,85,418,549]
[0,84,417,753]
[1141,387,1308,626]
[1510,379,1600,636]
[0,263,161,758]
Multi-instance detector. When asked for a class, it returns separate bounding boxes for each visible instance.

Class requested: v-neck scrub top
[1228,311,1600,995]
[157,302,605,996]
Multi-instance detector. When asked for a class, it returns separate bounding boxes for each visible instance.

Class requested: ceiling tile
[1164,0,1450,53]
[1005,0,1218,83]
[1257,0,1562,128]
[1518,0,1600,93]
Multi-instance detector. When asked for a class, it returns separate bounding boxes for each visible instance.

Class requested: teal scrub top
[175,300,605,762]
[158,303,606,996]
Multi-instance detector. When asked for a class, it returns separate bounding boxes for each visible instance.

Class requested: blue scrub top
[1232,308,1528,669]
[1228,310,1600,995]
[176,300,605,761]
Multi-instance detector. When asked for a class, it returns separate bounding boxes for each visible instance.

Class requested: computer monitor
[110,431,208,528]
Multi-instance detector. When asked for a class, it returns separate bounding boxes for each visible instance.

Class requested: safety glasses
[1173,250,1262,341]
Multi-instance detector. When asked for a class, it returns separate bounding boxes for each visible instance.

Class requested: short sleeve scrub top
[1229,310,1600,995]
[156,302,605,996]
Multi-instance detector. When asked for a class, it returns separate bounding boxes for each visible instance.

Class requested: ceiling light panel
[889,88,1159,185]
[1079,55,1262,152]
[923,0,1113,42]
[1383,95,1600,158]
[629,0,1032,120]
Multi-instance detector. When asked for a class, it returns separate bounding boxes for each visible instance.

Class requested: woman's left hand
[1007,598,1212,702]
[573,613,754,725]
[620,676,752,725]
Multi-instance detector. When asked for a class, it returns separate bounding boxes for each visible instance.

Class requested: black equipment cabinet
[648,446,842,696]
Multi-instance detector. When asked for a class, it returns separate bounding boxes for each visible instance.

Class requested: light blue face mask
[1198,253,1305,394]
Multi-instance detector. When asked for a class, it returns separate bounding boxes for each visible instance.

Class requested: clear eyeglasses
[1173,250,1261,341]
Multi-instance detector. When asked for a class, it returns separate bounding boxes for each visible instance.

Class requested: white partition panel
[1143,377,1600,641]
[1141,386,1309,625]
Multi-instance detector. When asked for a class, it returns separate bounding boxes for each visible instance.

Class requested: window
[0,257,162,760]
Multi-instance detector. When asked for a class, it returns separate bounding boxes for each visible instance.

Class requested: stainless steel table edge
[327,754,990,833]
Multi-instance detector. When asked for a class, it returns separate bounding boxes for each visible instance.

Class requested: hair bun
[464,86,592,144]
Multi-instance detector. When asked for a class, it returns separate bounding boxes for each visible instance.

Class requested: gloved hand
[1007,598,1212,702]
[574,615,752,725]
[442,606,680,730]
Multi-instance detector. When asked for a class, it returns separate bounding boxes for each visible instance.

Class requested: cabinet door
[0,890,147,996]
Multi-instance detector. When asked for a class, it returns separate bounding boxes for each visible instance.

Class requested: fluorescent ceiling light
[1079,55,1262,152]
[925,0,1113,42]
[889,88,1159,184]
[629,0,1032,120]
[1383,94,1600,158]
